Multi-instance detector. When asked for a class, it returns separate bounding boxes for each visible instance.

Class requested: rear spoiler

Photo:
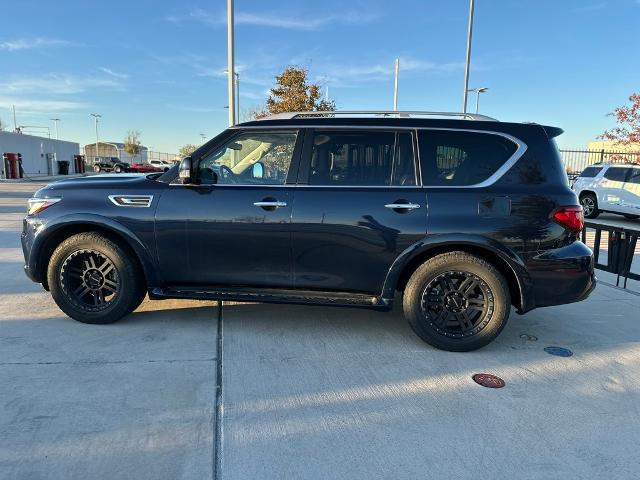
[542,125,564,139]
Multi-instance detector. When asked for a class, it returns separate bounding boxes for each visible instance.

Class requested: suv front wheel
[47,232,146,324]
[403,252,510,351]
[580,193,599,219]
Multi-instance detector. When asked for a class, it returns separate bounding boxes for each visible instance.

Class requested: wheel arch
[383,237,532,313]
[32,215,159,289]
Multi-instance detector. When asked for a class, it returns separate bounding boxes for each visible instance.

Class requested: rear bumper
[525,241,596,310]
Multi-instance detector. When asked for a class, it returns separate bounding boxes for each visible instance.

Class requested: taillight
[550,206,584,233]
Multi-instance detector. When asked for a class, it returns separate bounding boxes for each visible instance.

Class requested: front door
[155,129,301,287]
[291,129,426,294]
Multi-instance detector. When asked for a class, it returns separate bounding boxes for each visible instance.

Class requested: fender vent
[108,195,153,208]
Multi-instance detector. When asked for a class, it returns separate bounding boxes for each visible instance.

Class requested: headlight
[27,197,61,216]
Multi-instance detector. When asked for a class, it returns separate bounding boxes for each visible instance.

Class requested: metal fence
[79,147,179,165]
[581,222,640,289]
[560,148,640,176]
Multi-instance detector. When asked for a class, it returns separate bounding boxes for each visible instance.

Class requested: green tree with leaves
[123,130,142,163]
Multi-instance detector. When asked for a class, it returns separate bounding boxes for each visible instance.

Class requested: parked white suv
[572,163,640,219]
[148,160,172,172]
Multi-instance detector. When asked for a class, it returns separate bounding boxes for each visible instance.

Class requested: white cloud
[0,73,124,95]
[0,37,75,51]
[0,97,87,114]
[167,8,379,30]
[98,67,129,79]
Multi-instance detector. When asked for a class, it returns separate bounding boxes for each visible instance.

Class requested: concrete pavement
[2,181,640,479]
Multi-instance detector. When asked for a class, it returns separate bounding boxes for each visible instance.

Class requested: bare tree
[178,144,199,158]
[123,130,142,164]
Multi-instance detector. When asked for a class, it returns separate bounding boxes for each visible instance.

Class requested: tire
[114,165,122,173]
[47,232,146,324]
[403,252,510,352]
[623,214,639,220]
[93,165,101,173]
[580,193,599,219]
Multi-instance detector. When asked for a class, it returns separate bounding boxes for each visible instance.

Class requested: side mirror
[252,162,264,179]
[179,157,193,184]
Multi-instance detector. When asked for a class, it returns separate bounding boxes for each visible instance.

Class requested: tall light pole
[235,72,240,124]
[200,133,207,144]
[227,0,236,126]
[467,87,488,114]
[50,118,60,140]
[393,58,400,111]
[90,113,101,162]
[462,0,475,113]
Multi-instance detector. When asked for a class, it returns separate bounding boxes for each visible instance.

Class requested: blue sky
[1,0,638,153]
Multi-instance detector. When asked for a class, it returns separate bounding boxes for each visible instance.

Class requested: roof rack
[257,110,498,122]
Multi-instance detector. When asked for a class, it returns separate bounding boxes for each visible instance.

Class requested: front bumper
[21,217,42,283]
[525,241,596,309]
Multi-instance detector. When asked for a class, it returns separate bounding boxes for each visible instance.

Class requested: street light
[227,0,235,127]
[467,87,488,114]
[50,118,60,140]
[200,133,207,144]
[393,58,400,111]
[90,113,101,162]
[224,70,240,124]
[462,0,475,113]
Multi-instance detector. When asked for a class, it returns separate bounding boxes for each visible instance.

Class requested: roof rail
[257,110,498,122]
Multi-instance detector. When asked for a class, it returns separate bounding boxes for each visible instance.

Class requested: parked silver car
[572,163,640,219]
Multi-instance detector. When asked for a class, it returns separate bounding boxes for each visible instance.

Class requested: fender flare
[381,234,534,312]
[30,213,160,285]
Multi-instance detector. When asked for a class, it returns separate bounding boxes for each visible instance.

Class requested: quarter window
[418,130,518,186]
[628,169,640,184]
[198,131,297,185]
[308,131,416,186]
[603,167,633,182]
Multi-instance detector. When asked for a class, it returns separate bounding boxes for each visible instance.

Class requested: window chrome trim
[173,126,527,189]
[108,194,154,207]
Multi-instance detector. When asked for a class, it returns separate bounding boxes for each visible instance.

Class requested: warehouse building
[0,131,80,178]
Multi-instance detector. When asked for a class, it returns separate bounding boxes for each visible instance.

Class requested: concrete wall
[0,131,80,177]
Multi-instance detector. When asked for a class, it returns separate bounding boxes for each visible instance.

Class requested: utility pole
[393,58,400,111]
[90,113,101,162]
[462,0,475,113]
[12,105,17,132]
[50,118,60,140]
[227,0,236,126]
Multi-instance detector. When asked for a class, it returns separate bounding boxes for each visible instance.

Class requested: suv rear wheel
[93,164,101,173]
[403,252,510,351]
[580,193,599,219]
[47,232,146,324]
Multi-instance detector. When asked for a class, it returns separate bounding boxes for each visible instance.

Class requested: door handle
[253,201,287,209]
[385,203,420,210]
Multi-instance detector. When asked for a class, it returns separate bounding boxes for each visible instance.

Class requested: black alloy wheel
[60,249,120,311]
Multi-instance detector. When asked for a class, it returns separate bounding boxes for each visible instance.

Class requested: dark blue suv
[22,111,595,351]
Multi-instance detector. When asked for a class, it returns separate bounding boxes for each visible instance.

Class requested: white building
[0,131,80,177]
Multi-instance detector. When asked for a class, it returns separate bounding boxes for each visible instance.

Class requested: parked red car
[128,163,162,173]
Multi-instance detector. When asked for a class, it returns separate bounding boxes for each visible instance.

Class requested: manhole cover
[520,334,538,341]
[544,346,573,357]
[472,373,505,388]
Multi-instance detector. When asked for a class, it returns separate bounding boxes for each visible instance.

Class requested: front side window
[308,131,416,186]
[604,167,633,182]
[198,131,297,185]
[418,130,518,186]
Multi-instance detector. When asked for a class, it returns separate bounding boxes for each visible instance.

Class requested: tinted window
[309,131,416,186]
[628,169,640,184]
[199,131,297,185]
[579,166,603,178]
[603,167,633,182]
[418,130,518,186]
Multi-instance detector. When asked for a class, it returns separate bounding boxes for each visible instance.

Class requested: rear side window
[418,130,518,186]
[579,166,602,178]
[604,167,633,182]
[308,131,416,186]
[629,169,640,184]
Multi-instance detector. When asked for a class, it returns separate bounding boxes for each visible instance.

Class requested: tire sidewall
[404,254,510,351]
[47,233,143,324]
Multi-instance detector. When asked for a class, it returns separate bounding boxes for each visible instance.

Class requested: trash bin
[57,160,70,175]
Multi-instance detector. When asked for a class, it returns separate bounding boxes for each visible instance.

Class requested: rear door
[600,166,634,213]
[290,129,426,294]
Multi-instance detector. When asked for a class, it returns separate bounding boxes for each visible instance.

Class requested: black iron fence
[560,148,640,177]
[581,222,640,289]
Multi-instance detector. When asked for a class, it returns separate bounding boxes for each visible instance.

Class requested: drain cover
[472,373,505,388]
[520,334,538,341]
[544,346,573,357]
